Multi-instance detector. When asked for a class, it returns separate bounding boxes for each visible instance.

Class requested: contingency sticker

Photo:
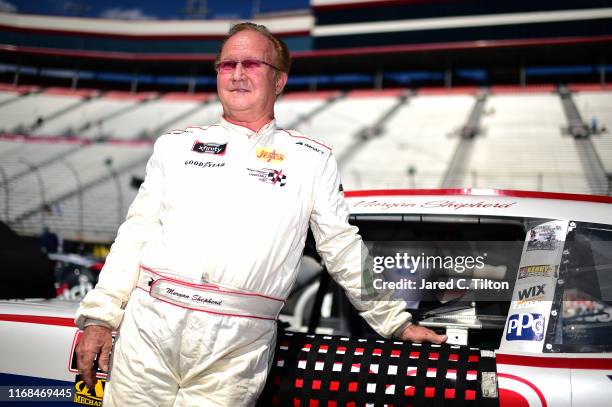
[481,372,498,398]
[73,375,106,406]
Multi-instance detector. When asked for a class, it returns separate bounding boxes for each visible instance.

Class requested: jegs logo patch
[255,147,285,163]
[192,141,227,155]
[506,313,545,341]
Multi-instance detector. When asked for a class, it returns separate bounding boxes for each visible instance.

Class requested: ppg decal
[506,313,545,341]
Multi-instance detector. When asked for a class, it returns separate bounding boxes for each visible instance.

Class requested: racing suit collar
[221,117,276,138]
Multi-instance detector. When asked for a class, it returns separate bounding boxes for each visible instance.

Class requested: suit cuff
[392,317,413,339]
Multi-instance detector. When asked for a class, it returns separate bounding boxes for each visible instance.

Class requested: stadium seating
[161,99,224,132]
[275,91,339,128]
[465,92,590,193]
[0,135,83,178]
[572,90,612,174]
[1,137,152,241]
[0,85,610,241]
[0,90,90,134]
[40,166,144,242]
[343,92,473,189]
[293,91,400,160]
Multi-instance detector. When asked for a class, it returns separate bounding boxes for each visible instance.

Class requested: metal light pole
[407,166,417,189]
[20,157,47,232]
[0,164,9,224]
[105,157,124,230]
[63,159,84,240]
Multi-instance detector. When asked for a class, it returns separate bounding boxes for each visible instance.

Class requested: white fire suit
[76,118,411,406]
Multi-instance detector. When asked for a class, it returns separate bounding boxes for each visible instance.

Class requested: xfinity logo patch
[192,141,227,155]
[506,313,545,341]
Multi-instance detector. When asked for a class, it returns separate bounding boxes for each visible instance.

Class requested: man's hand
[75,325,113,391]
[398,324,447,344]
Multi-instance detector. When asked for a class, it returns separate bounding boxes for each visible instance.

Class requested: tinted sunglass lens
[219,61,237,71]
[241,60,262,70]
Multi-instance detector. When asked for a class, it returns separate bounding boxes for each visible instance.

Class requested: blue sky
[6,0,309,19]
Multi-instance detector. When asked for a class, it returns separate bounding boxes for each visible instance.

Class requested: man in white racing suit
[75,22,446,406]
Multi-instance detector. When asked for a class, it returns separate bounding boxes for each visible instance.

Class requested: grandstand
[0,1,611,243]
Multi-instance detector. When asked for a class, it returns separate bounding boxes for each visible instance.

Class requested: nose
[231,62,246,81]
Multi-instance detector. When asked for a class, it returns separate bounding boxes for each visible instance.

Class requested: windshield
[545,221,612,353]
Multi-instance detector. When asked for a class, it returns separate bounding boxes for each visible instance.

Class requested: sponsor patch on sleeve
[295,141,325,155]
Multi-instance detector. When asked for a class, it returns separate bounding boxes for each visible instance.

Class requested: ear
[275,71,288,96]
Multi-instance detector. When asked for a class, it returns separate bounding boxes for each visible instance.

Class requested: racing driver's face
[216,30,287,128]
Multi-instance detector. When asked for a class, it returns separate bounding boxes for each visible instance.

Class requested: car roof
[344,189,612,224]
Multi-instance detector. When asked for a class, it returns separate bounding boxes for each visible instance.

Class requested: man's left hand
[398,324,447,344]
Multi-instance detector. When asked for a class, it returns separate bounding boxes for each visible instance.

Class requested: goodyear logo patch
[74,375,106,406]
[256,147,285,163]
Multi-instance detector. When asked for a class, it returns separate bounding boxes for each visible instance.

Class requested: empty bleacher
[572,87,612,175]
[1,84,611,241]
[293,90,400,160]
[461,88,590,193]
[24,165,145,242]
[0,90,21,105]
[0,88,92,133]
[275,91,337,128]
[343,90,474,189]
[77,92,158,139]
[1,136,152,241]
[162,99,224,131]
[0,135,84,178]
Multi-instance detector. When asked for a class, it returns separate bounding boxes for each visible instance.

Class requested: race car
[1,189,611,406]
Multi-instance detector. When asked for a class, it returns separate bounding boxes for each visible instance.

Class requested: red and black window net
[257,331,499,407]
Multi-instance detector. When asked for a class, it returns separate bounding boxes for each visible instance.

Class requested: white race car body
[1,189,611,406]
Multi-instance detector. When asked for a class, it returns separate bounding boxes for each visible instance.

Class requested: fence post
[105,158,124,230]
[537,172,543,191]
[0,164,9,224]
[20,157,46,232]
[63,159,84,240]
